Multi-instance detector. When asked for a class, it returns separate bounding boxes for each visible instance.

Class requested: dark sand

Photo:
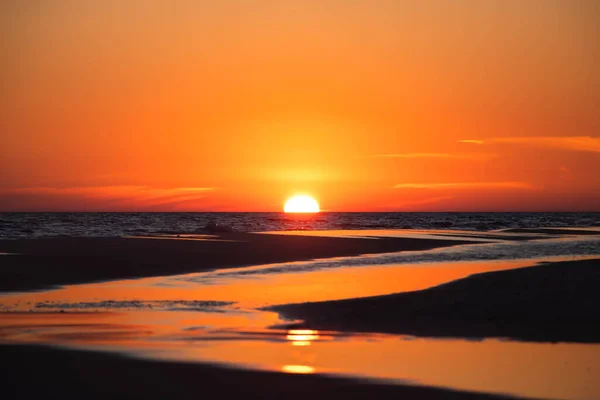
[0,345,531,399]
[270,258,600,343]
[0,233,474,292]
[503,228,600,236]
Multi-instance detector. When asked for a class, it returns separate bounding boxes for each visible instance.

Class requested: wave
[32,300,234,312]
[0,212,599,239]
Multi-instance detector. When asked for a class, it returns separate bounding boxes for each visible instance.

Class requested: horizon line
[1,210,599,213]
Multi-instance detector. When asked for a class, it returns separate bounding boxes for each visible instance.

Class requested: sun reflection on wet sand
[287,329,320,346]
[282,365,316,374]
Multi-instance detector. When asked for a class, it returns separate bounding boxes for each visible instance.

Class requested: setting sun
[284,195,320,213]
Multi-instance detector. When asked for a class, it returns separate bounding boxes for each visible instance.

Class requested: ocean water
[0,212,599,239]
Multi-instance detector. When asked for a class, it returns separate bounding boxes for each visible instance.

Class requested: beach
[0,233,474,292]
[1,229,600,400]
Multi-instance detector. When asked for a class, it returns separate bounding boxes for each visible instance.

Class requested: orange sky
[1,1,599,211]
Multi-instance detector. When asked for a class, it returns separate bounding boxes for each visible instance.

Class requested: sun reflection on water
[281,330,319,374]
[282,365,316,374]
[286,329,320,346]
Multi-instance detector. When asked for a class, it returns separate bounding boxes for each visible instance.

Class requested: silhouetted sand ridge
[269,258,600,343]
[502,228,600,236]
[0,345,535,400]
[0,233,477,292]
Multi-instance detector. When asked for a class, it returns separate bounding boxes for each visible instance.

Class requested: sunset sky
[1,1,599,211]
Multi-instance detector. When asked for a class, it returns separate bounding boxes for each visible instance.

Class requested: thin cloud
[369,152,493,160]
[393,182,534,190]
[459,136,600,153]
[0,186,215,209]
[371,153,455,158]
[458,140,484,145]
[4,185,214,196]
[493,136,600,153]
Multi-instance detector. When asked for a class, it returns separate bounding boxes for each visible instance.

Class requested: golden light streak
[282,365,316,374]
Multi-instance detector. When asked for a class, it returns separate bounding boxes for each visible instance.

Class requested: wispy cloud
[4,186,214,197]
[0,186,215,209]
[459,136,600,153]
[368,152,493,160]
[492,136,600,153]
[371,153,455,158]
[458,140,484,145]
[393,182,534,190]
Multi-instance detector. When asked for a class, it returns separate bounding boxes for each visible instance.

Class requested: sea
[0,212,599,239]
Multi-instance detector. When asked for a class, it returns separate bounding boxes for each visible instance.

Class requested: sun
[284,195,320,213]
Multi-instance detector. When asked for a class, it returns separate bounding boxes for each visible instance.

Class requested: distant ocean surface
[1,212,599,239]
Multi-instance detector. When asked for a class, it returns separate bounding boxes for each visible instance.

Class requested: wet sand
[1,232,598,399]
[0,344,531,400]
[270,258,600,343]
[0,233,475,292]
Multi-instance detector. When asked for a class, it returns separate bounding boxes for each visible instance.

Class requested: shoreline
[0,233,477,292]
